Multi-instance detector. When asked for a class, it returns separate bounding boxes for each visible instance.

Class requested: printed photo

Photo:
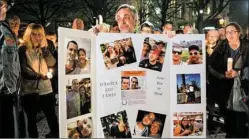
[172,40,202,65]
[65,38,91,75]
[100,110,132,138]
[100,37,137,70]
[177,74,201,104]
[139,37,167,72]
[66,78,91,119]
[173,112,203,137]
[121,71,146,105]
[67,117,93,138]
[133,110,166,138]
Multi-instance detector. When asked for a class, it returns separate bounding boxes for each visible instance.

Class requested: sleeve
[208,47,226,80]
[18,46,41,80]
[41,47,56,67]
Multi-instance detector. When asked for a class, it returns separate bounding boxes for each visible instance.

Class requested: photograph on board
[66,78,91,119]
[100,110,132,138]
[67,117,93,138]
[172,40,202,65]
[139,37,167,72]
[100,37,137,70]
[121,71,146,106]
[133,110,166,138]
[173,112,203,137]
[176,74,201,104]
[65,38,91,74]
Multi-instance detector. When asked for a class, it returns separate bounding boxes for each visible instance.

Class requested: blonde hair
[22,23,47,49]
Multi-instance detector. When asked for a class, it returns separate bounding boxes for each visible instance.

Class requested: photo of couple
[65,38,91,74]
[133,110,166,138]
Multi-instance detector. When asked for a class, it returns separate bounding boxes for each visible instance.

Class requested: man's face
[72,80,79,92]
[183,25,191,34]
[131,78,138,88]
[9,19,20,31]
[142,113,155,126]
[207,30,219,45]
[189,49,200,63]
[163,24,173,32]
[141,26,152,34]
[67,42,78,60]
[172,50,182,62]
[149,50,159,62]
[157,43,164,51]
[143,43,150,51]
[122,78,129,90]
[116,8,136,33]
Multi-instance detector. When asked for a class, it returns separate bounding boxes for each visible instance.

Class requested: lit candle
[47,68,53,79]
[99,15,103,24]
[227,58,233,71]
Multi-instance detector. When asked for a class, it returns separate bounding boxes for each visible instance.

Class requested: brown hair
[225,22,242,34]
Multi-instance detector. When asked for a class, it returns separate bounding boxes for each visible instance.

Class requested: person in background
[218,27,226,40]
[140,21,154,34]
[0,0,21,138]
[153,28,162,34]
[183,23,192,34]
[162,21,173,32]
[72,18,84,30]
[209,22,249,138]
[110,22,119,33]
[19,23,58,138]
[8,15,20,37]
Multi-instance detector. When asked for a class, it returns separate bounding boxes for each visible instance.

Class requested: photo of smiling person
[65,38,91,75]
[134,110,166,138]
[172,40,202,65]
[139,37,167,72]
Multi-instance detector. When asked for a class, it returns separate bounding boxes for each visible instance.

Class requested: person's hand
[40,74,48,80]
[92,25,100,35]
[163,30,176,38]
[183,129,191,135]
[225,70,238,79]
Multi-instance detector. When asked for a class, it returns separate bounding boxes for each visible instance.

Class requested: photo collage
[171,39,204,137]
[64,37,93,138]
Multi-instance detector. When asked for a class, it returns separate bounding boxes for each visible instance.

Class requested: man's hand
[164,30,176,38]
[225,70,238,79]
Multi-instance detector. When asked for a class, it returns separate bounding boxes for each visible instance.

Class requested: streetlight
[199,9,203,14]
[219,18,225,25]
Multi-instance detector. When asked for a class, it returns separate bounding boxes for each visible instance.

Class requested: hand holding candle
[47,69,53,79]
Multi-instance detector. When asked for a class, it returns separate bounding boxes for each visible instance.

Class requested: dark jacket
[208,39,249,105]
[0,21,20,94]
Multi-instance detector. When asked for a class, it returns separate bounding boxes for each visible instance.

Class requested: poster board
[58,27,206,138]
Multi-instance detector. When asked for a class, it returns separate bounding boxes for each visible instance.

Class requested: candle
[227,58,233,71]
[99,15,103,24]
[47,68,53,79]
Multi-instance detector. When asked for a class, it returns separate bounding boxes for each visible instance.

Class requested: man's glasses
[189,52,198,56]
[173,51,182,55]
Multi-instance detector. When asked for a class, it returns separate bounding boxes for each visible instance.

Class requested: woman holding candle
[209,22,249,138]
[18,23,59,138]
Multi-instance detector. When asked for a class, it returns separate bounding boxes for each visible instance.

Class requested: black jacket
[208,39,249,105]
